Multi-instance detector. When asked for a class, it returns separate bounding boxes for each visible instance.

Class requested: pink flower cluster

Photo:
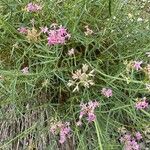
[135,97,149,110]
[50,122,71,144]
[101,88,112,98]
[26,3,42,12]
[17,24,70,46]
[120,132,142,150]
[47,26,70,45]
[76,101,99,126]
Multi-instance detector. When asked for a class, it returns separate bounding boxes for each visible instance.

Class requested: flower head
[68,48,75,56]
[18,27,28,34]
[47,25,70,45]
[50,23,58,28]
[59,124,71,144]
[21,67,29,74]
[137,18,143,22]
[120,134,131,143]
[40,26,48,33]
[77,100,99,126]
[0,75,4,81]
[144,64,150,79]
[135,132,142,141]
[101,88,113,98]
[129,139,140,150]
[135,97,149,110]
[84,25,93,36]
[26,27,41,42]
[67,64,94,92]
[42,79,49,87]
[146,52,150,57]
[76,120,82,126]
[133,61,143,71]
[87,113,96,122]
[50,121,71,144]
[120,133,140,150]
[146,83,150,91]
[26,2,42,12]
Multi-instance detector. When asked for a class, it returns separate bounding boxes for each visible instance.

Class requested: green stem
[94,120,103,150]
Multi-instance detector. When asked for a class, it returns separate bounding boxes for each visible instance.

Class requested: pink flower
[40,26,48,33]
[120,134,131,143]
[77,101,99,125]
[59,123,71,144]
[120,134,140,150]
[79,111,85,120]
[87,113,96,122]
[88,101,99,109]
[50,122,71,144]
[59,133,66,144]
[18,27,27,34]
[124,142,133,150]
[124,134,131,141]
[130,140,140,150]
[135,98,149,110]
[47,30,60,45]
[47,25,70,45]
[59,127,70,143]
[133,61,143,71]
[26,3,42,12]
[21,67,29,74]
[135,132,142,141]
[57,26,67,36]
[101,88,113,98]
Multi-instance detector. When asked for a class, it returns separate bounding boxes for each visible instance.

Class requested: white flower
[0,75,4,81]
[67,64,94,92]
[68,48,75,56]
[82,64,89,73]
[73,84,79,92]
[72,69,82,80]
[137,18,143,22]
[144,64,150,79]
[146,52,150,57]
[128,13,133,18]
[113,16,116,19]
[42,79,49,87]
[67,80,75,87]
[146,83,150,92]
[84,25,93,36]
[89,70,95,76]
[21,67,29,74]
